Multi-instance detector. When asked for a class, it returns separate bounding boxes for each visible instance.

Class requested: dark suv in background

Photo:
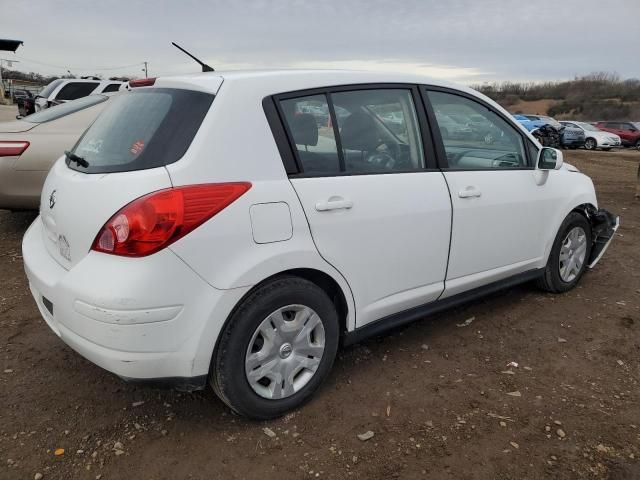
[595,122,640,149]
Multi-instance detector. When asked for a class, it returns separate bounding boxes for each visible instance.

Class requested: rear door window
[56,82,100,101]
[279,94,341,175]
[69,88,214,173]
[279,88,425,175]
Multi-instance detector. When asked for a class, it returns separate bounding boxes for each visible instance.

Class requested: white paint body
[22,70,598,382]
[560,121,622,149]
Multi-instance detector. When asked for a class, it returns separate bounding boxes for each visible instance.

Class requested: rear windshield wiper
[64,150,89,168]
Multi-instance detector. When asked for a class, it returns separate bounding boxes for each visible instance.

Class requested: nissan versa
[22,71,618,419]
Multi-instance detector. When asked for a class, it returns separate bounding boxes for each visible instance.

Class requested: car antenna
[171,42,214,72]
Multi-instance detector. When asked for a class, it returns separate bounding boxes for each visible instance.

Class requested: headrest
[340,111,379,151]
[289,113,318,146]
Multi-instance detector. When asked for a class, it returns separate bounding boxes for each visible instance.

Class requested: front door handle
[458,186,482,198]
[315,196,353,212]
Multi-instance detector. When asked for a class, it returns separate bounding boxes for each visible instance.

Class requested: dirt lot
[1,144,639,479]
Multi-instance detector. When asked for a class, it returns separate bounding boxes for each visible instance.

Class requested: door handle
[458,186,482,198]
[315,197,353,212]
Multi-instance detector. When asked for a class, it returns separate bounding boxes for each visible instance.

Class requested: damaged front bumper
[587,209,619,268]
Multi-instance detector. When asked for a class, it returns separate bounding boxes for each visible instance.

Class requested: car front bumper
[588,209,619,268]
[22,217,250,386]
[598,138,621,147]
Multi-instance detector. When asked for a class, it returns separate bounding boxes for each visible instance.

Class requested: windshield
[69,88,214,174]
[24,95,108,123]
[633,122,640,129]
[37,79,63,98]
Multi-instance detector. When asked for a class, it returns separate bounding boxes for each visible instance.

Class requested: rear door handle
[315,197,353,211]
[458,186,482,198]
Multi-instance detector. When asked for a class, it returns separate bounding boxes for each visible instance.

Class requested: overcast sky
[2,0,639,84]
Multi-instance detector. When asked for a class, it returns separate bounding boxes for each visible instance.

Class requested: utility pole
[143,62,148,78]
[0,59,20,104]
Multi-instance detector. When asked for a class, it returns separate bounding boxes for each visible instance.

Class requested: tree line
[472,72,640,120]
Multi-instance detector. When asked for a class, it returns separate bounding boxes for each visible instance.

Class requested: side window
[279,88,425,175]
[280,94,340,175]
[331,89,425,173]
[56,82,99,101]
[102,83,122,93]
[427,91,528,170]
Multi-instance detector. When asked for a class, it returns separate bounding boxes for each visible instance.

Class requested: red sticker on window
[130,139,145,156]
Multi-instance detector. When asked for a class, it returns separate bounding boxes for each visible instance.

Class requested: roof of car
[154,69,464,95]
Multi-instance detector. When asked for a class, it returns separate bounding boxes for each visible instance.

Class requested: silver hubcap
[586,139,595,149]
[559,226,587,282]
[245,304,325,400]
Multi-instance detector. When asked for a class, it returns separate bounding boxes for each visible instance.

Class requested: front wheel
[211,276,339,419]
[584,138,597,150]
[537,212,592,293]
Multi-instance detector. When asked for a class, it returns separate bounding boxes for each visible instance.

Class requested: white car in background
[559,121,621,151]
[34,78,124,112]
[0,95,113,210]
[22,70,618,419]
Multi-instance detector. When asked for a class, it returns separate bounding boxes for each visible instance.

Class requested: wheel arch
[205,266,354,378]
[585,137,597,148]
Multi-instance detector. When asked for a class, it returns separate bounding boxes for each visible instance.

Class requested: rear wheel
[537,212,592,293]
[584,138,597,150]
[211,276,339,419]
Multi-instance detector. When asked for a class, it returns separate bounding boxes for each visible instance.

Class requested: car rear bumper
[22,217,250,383]
[0,158,45,210]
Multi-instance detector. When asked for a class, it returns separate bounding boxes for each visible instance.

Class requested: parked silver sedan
[0,95,111,210]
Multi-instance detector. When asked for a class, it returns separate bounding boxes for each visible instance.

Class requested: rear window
[69,88,214,173]
[102,83,122,93]
[37,79,64,99]
[24,95,108,123]
[56,82,99,101]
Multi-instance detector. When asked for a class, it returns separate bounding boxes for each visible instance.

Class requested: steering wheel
[366,140,406,170]
[365,151,396,170]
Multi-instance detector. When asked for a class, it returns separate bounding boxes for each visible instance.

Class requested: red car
[595,121,640,149]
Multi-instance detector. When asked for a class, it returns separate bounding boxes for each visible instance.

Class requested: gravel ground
[0,147,639,480]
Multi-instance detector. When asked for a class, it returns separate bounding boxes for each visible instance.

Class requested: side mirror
[537,147,563,170]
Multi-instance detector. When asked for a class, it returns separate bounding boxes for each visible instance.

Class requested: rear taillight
[0,141,29,157]
[92,183,251,257]
[129,78,156,88]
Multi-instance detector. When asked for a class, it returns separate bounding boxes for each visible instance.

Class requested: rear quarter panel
[165,78,357,330]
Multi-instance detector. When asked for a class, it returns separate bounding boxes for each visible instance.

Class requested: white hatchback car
[22,70,618,419]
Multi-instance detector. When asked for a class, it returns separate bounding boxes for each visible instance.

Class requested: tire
[584,138,597,150]
[636,139,640,151]
[537,212,592,293]
[211,276,339,419]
